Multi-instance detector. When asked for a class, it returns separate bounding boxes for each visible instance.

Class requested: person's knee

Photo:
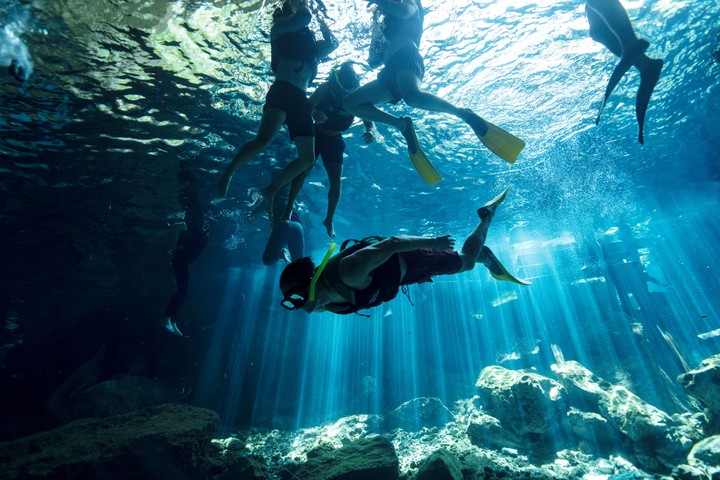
[297,154,316,170]
[458,253,475,272]
[252,133,274,150]
[401,89,425,109]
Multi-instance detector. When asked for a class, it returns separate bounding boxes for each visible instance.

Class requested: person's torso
[271,27,318,89]
[317,85,354,133]
[381,1,424,61]
[322,253,403,314]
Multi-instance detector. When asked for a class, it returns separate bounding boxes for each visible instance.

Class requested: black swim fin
[635,58,663,144]
[596,39,649,125]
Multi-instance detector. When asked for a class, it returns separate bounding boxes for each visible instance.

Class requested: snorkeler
[216,0,338,203]
[308,62,376,237]
[278,187,530,315]
[341,0,525,185]
[585,0,664,144]
[162,173,210,336]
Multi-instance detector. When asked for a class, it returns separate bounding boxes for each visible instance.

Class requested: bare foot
[247,187,275,220]
[323,218,336,238]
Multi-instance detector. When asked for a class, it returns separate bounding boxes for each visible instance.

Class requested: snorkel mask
[332,62,360,92]
[280,243,336,310]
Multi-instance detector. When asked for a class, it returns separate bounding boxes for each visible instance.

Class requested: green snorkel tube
[308,242,337,302]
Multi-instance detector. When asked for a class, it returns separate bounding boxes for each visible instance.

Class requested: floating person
[262,167,305,265]
[585,0,664,144]
[309,61,376,237]
[341,0,525,185]
[216,0,338,200]
[259,62,376,234]
[278,187,530,315]
[162,172,210,336]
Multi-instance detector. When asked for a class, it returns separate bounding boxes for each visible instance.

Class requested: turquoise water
[1,0,719,440]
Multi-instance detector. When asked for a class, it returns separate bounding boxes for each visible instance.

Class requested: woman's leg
[217,108,286,196]
[396,70,464,117]
[322,162,342,238]
[258,135,316,219]
[342,81,404,129]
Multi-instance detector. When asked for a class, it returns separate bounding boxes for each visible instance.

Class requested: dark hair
[334,62,360,91]
[280,257,316,295]
[273,0,293,19]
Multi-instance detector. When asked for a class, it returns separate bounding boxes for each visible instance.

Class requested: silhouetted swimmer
[279,187,530,315]
[162,172,210,336]
[262,167,305,265]
[586,0,663,144]
[8,59,26,82]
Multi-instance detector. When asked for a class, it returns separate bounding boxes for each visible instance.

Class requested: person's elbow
[384,235,406,252]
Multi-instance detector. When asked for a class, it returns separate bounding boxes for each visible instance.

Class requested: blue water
[1,0,719,438]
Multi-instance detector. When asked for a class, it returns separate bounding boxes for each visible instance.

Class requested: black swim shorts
[315,128,345,165]
[377,45,426,104]
[264,80,314,139]
[399,249,462,285]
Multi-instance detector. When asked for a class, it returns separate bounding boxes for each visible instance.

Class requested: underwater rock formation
[475,365,569,436]
[0,403,219,480]
[384,396,454,432]
[279,435,399,480]
[2,356,720,479]
[414,447,463,480]
[686,435,720,478]
[678,354,720,424]
[552,360,701,471]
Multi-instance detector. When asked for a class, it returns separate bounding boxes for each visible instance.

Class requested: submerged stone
[281,435,399,480]
[475,365,568,436]
[0,403,220,480]
[678,355,720,420]
[415,448,463,480]
[385,397,454,432]
[687,435,720,478]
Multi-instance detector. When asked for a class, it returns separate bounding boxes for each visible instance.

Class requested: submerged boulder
[466,412,526,451]
[281,435,399,480]
[415,448,463,480]
[678,355,720,421]
[385,397,453,432]
[552,360,690,470]
[0,403,220,480]
[565,407,625,451]
[475,366,568,436]
[687,435,720,478]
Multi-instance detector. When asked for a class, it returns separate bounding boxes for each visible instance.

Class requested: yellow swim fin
[481,246,531,285]
[410,147,442,186]
[482,186,510,213]
[402,117,442,186]
[464,110,525,164]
